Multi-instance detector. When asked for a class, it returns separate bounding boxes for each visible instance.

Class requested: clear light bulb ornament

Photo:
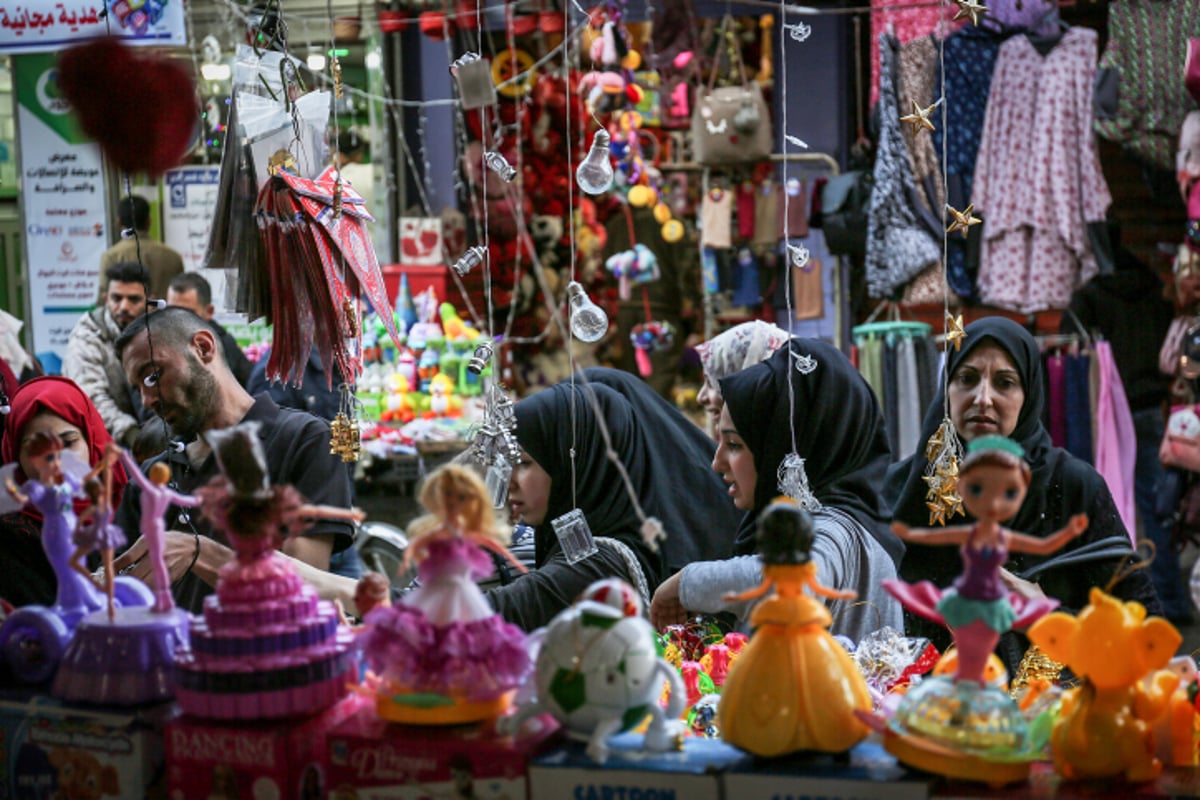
[452,245,487,276]
[566,281,609,342]
[485,151,517,183]
[575,129,615,195]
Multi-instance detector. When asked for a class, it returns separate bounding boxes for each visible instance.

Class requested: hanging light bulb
[484,151,517,182]
[566,281,609,342]
[575,129,614,195]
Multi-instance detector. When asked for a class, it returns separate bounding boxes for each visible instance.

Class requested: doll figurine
[718,499,871,756]
[359,463,530,724]
[69,452,125,622]
[884,435,1087,686]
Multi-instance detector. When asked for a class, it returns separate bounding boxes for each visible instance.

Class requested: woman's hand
[649,571,689,631]
[999,567,1046,603]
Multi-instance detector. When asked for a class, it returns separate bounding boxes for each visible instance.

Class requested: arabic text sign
[0,1,185,54]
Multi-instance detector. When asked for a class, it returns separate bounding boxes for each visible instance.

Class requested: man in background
[98,195,184,301]
[166,272,253,387]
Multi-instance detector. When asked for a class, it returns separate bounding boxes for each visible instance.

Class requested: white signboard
[0,0,186,53]
[163,165,220,273]
[15,53,108,366]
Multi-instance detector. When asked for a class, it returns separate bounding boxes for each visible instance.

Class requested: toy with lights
[359,463,529,724]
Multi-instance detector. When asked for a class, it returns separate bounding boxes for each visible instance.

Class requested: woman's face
[959,462,1029,523]
[509,448,552,526]
[19,412,86,483]
[697,372,723,427]
[712,405,757,510]
[948,342,1026,441]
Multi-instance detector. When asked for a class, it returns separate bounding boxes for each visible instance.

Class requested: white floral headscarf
[695,321,791,382]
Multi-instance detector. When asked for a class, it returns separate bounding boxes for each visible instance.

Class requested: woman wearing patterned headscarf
[649,340,904,643]
[695,320,790,430]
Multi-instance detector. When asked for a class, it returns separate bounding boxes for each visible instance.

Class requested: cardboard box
[165,695,363,800]
[720,738,936,800]
[0,689,175,800]
[528,732,748,800]
[326,706,561,799]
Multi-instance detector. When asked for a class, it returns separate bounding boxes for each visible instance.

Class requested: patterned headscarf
[695,321,791,383]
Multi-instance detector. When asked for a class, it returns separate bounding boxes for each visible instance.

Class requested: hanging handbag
[691,17,773,165]
[817,170,873,259]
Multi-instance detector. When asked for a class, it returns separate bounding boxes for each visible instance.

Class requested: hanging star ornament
[945,313,966,351]
[953,0,989,26]
[923,419,966,525]
[900,99,937,135]
[946,203,981,237]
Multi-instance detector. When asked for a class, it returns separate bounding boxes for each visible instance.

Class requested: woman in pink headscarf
[695,321,791,431]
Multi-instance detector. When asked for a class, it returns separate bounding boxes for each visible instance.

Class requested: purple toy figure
[114,444,200,613]
[70,451,125,622]
[883,435,1087,685]
[5,431,107,626]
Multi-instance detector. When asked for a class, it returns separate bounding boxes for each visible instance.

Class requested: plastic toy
[439,302,479,342]
[501,578,686,763]
[877,435,1087,784]
[1027,587,1182,782]
[718,499,871,756]
[360,464,529,724]
[605,243,660,301]
[69,457,126,622]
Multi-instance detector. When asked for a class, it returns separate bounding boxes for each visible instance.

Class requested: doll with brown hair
[359,463,530,724]
[69,451,124,621]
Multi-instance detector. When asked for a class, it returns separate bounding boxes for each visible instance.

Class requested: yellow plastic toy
[380,373,414,424]
[1027,587,1182,782]
[425,373,462,419]
[718,500,870,756]
[439,302,479,341]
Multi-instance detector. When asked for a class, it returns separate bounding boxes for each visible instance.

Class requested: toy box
[720,738,936,799]
[527,732,748,800]
[165,694,363,800]
[0,689,175,800]
[325,706,561,799]
[384,265,447,308]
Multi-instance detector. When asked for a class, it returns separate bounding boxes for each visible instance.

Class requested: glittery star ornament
[945,313,966,351]
[922,419,965,525]
[946,203,982,237]
[953,0,988,26]
[777,453,821,511]
[900,99,937,135]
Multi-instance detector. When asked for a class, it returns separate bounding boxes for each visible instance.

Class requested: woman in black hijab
[649,339,905,642]
[885,316,1161,673]
[489,378,740,631]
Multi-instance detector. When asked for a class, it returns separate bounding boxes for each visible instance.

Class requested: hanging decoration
[946,203,982,237]
[329,384,362,462]
[576,129,615,195]
[952,0,989,27]
[566,281,610,342]
[921,419,966,525]
[630,321,674,377]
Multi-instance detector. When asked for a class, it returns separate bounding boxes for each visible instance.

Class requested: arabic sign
[162,165,232,313]
[0,1,185,54]
[15,52,108,365]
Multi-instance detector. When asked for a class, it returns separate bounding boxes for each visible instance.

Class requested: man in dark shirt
[166,271,253,388]
[110,307,356,612]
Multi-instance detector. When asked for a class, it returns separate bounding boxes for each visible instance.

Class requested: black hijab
[577,367,743,569]
[719,339,902,565]
[883,317,1160,664]
[515,380,701,589]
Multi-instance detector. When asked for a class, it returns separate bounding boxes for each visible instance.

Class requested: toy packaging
[0,690,175,800]
[720,739,935,799]
[325,706,561,799]
[527,732,747,800]
[165,694,362,800]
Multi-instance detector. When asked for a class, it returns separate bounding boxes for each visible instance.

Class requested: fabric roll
[1092,341,1138,540]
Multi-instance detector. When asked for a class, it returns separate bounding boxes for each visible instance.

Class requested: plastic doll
[718,498,872,756]
[114,445,201,613]
[359,463,530,723]
[6,431,108,623]
[884,435,1087,686]
[69,452,125,622]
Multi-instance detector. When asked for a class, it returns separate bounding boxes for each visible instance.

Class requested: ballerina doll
[884,435,1088,686]
[360,463,531,724]
[718,498,872,756]
[69,451,124,622]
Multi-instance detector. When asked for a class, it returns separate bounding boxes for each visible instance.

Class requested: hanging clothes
[700,188,733,249]
[896,334,922,462]
[1094,0,1200,173]
[897,35,946,235]
[752,180,782,247]
[1064,351,1094,466]
[868,0,962,105]
[932,25,1003,300]
[775,228,837,341]
[1093,340,1138,541]
[1046,351,1068,449]
[974,27,1112,313]
[865,35,940,299]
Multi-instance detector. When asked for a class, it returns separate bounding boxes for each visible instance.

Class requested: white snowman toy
[500,579,686,763]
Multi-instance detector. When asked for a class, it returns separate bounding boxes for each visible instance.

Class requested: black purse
[816,171,872,259]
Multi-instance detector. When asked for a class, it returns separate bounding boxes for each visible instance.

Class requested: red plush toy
[57,38,197,177]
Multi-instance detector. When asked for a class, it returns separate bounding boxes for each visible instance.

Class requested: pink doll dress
[362,536,529,702]
[72,506,127,552]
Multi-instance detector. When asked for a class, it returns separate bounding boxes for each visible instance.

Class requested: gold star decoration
[926,501,947,527]
[925,425,946,461]
[945,313,966,351]
[900,99,937,135]
[953,0,988,26]
[946,203,981,237]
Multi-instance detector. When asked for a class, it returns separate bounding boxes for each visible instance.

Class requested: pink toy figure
[70,452,125,622]
[883,435,1088,686]
[114,445,200,613]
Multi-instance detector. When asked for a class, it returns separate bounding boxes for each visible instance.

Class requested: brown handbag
[690,16,773,165]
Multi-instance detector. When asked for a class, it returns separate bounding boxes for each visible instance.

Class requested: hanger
[853,303,932,341]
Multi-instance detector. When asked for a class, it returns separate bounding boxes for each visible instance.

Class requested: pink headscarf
[695,321,790,382]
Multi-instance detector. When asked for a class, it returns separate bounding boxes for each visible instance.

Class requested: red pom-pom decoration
[57,38,197,177]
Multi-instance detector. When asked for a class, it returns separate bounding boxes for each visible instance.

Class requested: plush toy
[1027,588,1182,782]
[439,302,479,341]
[1168,405,1200,439]
[380,373,414,424]
[1179,111,1200,252]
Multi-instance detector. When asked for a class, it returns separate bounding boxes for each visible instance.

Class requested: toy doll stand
[375,684,516,726]
[54,605,190,705]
